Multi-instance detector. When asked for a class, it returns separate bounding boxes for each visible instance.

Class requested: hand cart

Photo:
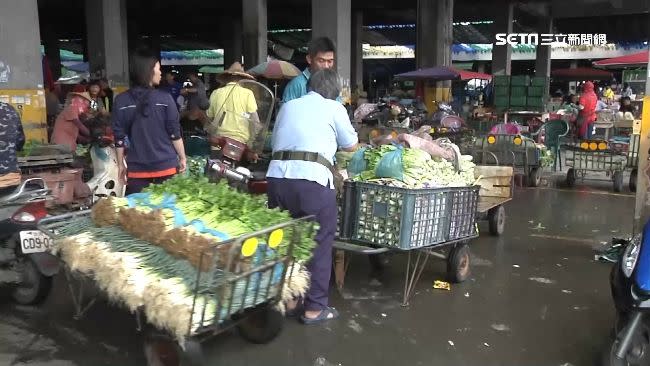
[607,119,641,192]
[474,163,514,236]
[333,181,480,306]
[562,141,627,192]
[39,210,314,366]
[471,134,543,187]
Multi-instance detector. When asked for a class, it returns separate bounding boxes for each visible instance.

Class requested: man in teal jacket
[283,37,336,103]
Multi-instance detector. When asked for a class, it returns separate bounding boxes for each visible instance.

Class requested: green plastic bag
[347,147,368,176]
[375,145,404,181]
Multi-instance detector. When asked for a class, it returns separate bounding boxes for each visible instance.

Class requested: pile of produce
[349,144,476,188]
[52,176,317,343]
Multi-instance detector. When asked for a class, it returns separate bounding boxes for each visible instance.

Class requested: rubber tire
[528,167,541,187]
[488,205,505,236]
[447,243,471,283]
[630,169,638,192]
[566,168,576,188]
[12,259,53,305]
[236,304,284,344]
[602,327,649,366]
[613,171,624,193]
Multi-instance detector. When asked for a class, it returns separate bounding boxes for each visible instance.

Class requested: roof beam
[552,0,650,18]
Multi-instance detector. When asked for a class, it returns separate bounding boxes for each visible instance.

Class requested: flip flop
[300,307,339,325]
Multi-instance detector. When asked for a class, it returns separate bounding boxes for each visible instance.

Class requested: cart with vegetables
[38,176,317,366]
[562,140,627,192]
[333,141,481,306]
[471,133,543,187]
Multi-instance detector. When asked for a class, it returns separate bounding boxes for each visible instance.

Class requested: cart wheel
[630,169,638,192]
[144,330,204,366]
[488,205,505,236]
[528,167,541,187]
[236,303,284,344]
[447,243,471,283]
[566,168,576,188]
[613,171,624,193]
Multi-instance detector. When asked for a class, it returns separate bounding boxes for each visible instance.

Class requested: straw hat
[217,62,255,82]
[67,91,93,102]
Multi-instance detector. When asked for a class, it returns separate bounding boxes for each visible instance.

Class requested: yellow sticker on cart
[513,136,522,145]
[268,229,284,248]
[598,142,608,150]
[241,238,259,257]
[589,142,598,150]
[487,135,496,144]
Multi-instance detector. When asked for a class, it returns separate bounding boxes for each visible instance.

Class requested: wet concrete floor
[0,181,635,366]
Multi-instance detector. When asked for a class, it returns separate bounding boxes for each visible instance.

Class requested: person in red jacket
[578,81,598,139]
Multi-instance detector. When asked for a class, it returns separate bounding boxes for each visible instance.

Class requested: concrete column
[477,62,486,74]
[491,2,514,76]
[633,31,650,231]
[242,0,267,68]
[416,0,454,105]
[312,0,352,85]
[350,11,364,92]
[0,0,48,141]
[223,18,243,67]
[535,16,553,96]
[85,0,129,87]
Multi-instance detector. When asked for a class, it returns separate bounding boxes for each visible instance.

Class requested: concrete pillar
[223,18,243,67]
[43,26,62,83]
[492,2,514,76]
[416,0,454,106]
[85,0,129,88]
[477,62,486,74]
[633,35,650,231]
[242,0,267,68]
[535,16,553,96]
[0,0,48,141]
[351,11,364,92]
[312,0,352,86]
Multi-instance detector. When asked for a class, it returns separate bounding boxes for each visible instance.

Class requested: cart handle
[333,240,390,254]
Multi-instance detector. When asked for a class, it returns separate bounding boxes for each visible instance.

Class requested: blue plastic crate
[346,182,479,250]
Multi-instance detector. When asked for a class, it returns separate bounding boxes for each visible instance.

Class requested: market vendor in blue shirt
[283,37,336,103]
[268,68,358,325]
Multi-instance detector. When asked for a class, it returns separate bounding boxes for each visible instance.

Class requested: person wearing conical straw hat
[50,91,93,153]
[205,62,261,158]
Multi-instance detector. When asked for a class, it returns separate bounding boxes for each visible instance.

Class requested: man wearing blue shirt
[283,37,336,103]
[160,72,183,110]
[268,69,358,325]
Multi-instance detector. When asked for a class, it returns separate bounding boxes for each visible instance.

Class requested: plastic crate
[510,95,527,107]
[531,76,548,87]
[345,181,479,249]
[510,86,527,97]
[494,85,510,97]
[510,75,530,86]
[527,86,545,97]
[527,97,545,108]
[493,75,510,86]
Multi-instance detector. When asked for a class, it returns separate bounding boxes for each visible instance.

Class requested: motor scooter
[0,178,60,305]
[607,224,650,365]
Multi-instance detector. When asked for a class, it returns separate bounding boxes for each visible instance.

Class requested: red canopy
[593,50,649,68]
[551,67,613,81]
[458,69,492,81]
[395,66,491,81]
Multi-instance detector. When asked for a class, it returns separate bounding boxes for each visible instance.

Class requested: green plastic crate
[527,97,545,109]
[345,181,479,249]
[494,86,510,97]
[510,95,527,106]
[531,76,548,87]
[493,75,510,86]
[527,86,545,97]
[494,97,510,107]
[510,75,530,86]
[510,86,527,97]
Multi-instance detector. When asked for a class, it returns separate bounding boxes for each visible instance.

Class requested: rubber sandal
[300,307,339,325]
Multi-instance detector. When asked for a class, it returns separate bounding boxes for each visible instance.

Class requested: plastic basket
[510,95,527,107]
[527,86,545,97]
[494,86,510,97]
[510,75,530,86]
[493,75,510,86]
[344,181,479,250]
[531,76,548,87]
[510,86,527,97]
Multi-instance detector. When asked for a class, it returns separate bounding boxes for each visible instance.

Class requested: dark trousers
[267,177,337,312]
[125,175,175,195]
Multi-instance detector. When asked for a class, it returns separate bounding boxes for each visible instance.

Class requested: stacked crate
[491,75,549,112]
[527,77,549,111]
[493,75,510,112]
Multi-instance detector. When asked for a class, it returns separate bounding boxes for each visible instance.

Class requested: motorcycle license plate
[18,231,54,254]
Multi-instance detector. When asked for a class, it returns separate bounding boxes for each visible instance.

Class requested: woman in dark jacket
[112,48,187,194]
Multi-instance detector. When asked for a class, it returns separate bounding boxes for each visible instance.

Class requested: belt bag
[272,151,333,170]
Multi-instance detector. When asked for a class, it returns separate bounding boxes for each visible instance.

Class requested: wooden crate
[474,166,513,199]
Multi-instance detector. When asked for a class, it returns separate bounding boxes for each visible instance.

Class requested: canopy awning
[593,50,649,68]
[551,67,614,81]
[395,66,491,81]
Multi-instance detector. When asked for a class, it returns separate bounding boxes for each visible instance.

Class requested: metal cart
[472,134,543,187]
[333,181,480,306]
[474,164,514,236]
[39,210,314,366]
[563,142,627,192]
